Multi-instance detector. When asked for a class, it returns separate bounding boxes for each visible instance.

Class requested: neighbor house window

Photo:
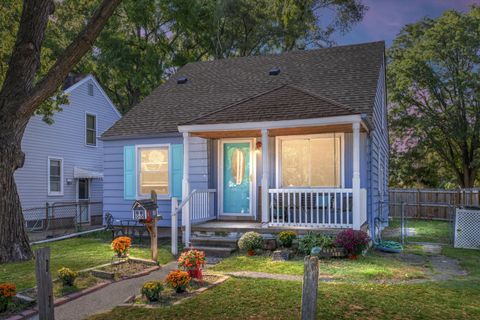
[138,146,169,196]
[278,134,341,188]
[48,157,63,196]
[88,82,94,96]
[86,113,96,146]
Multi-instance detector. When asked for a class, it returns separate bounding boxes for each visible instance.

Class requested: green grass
[0,232,173,291]
[211,252,427,282]
[53,273,101,298]
[384,218,451,243]
[88,246,480,320]
[89,276,480,320]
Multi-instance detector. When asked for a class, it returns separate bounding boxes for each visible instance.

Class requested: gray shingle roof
[102,41,385,139]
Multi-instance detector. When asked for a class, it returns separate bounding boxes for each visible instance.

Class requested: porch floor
[191,220,346,235]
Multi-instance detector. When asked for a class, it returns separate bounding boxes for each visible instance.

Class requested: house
[101,41,389,251]
[15,74,121,230]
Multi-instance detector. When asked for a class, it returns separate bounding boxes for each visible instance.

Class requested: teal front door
[221,141,252,215]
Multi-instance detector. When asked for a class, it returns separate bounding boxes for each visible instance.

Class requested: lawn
[0,232,173,291]
[211,252,428,282]
[383,218,452,243]
[89,246,480,320]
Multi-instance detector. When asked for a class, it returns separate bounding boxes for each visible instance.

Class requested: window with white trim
[86,114,96,146]
[48,158,63,195]
[278,134,342,188]
[138,146,169,196]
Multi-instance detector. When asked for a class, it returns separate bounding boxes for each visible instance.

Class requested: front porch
[170,115,369,253]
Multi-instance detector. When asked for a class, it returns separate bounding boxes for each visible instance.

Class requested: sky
[332,0,478,46]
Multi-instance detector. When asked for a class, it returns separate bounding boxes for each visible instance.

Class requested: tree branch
[18,0,122,117]
[0,0,54,112]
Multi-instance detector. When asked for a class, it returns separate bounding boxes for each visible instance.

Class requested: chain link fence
[23,201,103,241]
[383,202,456,245]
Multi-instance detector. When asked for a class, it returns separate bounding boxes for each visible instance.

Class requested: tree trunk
[0,116,32,263]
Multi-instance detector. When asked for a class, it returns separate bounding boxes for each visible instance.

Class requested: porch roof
[181,84,356,126]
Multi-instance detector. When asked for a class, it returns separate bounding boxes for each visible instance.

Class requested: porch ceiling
[190,124,365,139]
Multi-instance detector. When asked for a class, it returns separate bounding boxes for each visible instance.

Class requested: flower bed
[122,274,228,308]
[90,258,159,280]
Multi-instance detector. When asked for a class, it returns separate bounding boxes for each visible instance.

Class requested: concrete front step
[190,236,238,249]
[186,245,236,257]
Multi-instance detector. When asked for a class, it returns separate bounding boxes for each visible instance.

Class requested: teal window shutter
[124,146,136,200]
[171,144,184,199]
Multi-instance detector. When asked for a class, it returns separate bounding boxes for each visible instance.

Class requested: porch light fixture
[256,141,262,150]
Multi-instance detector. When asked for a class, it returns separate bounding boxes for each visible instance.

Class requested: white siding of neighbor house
[102,135,209,227]
[368,59,389,229]
[14,77,121,211]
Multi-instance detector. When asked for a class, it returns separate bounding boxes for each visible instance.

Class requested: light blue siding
[14,77,121,211]
[103,136,208,227]
[368,59,389,232]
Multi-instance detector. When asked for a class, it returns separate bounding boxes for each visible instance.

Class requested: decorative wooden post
[35,247,54,320]
[301,255,319,320]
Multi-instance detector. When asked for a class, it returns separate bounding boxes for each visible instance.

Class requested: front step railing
[171,189,216,255]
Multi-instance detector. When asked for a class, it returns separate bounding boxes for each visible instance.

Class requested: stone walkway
[27,261,177,320]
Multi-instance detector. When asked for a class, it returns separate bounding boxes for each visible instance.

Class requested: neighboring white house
[15,74,121,230]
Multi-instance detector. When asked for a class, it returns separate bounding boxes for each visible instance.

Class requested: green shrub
[141,280,164,302]
[238,232,263,251]
[57,267,78,286]
[277,231,297,248]
[298,232,335,254]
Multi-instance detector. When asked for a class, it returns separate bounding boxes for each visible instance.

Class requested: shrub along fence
[389,188,480,220]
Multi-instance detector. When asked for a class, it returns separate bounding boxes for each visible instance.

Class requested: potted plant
[0,283,16,312]
[141,280,163,302]
[57,267,78,286]
[272,231,297,260]
[178,249,205,280]
[335,229,370,259]
[165,270,191,293]
[111,236,132,258]
[238,232,263,256]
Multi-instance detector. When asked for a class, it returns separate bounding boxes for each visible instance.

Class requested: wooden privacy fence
[389,189,480,220]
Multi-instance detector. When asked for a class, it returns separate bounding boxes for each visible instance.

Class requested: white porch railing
[268,188,366,228]
[171,189,216,255]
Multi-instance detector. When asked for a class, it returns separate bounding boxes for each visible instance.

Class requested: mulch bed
[121,274,229,308]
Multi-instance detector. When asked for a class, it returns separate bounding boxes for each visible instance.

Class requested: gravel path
[27,261,177,320]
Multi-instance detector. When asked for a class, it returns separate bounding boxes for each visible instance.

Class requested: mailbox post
[132,191,162,262]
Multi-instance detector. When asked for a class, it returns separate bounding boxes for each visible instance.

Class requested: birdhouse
[132,191,159,223]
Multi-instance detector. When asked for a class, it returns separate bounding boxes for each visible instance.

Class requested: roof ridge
[285,84,357,114]
[179,84,289,125]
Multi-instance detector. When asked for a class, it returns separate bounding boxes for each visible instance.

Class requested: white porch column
[182,132,191,247]
[261,129,270,227]
[352,122,361,230]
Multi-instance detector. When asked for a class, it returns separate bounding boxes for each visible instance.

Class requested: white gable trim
[178,114,365,133]
[64,75,122,119]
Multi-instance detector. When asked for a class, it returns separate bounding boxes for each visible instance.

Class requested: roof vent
[177,76,188,84]
[269,67,281,76]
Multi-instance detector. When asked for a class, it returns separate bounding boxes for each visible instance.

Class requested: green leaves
[388,6,480,188]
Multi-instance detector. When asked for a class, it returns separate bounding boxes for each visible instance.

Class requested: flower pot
[247,249,255,256]
[188,267,203,280]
